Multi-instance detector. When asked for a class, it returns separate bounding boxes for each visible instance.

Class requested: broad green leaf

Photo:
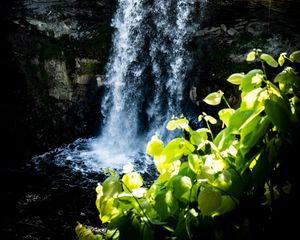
[260,53,278,67]
[204,115,217,124]
[265,97,291,132]
[239,116,271,156]
[197,188,222,216]
[175,211,190,240]
[227,73,244,85]
[274,67,300,94]
[203,90,224,105]
[240,69,264,97]
[76,223,103,240]
[155,189,179,220]
[218,108,235,127]
[278,53,286,66]
[166,118,189,131]
[146,135,164,156]
[188,153,202,173]
[173,175,192,202]
[100,197,122,223]
[213,170,232,190]
[122,172,143,191]
[240,88,267,110]
[141,221,154,240]
[214,128,235,151]
[156,138,195,165]
[227,109,254,134]
[178,162,196,181]
[190,128,209,146]
[239,106,264,139]
[246,50,256,61]
[102,174,122,198]
[290,50,300,63]
[214,195,238,216]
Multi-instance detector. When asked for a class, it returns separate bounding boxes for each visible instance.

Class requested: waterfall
[93,0,198,165]
[32,0,204,174]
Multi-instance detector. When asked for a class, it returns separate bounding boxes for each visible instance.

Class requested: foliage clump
[76,50,300,239]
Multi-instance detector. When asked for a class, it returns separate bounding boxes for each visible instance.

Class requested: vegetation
[76,49,300,239]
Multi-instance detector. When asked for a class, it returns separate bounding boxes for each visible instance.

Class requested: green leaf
[146,135,164,156]
[155,189,179,220]
[197,188,222,216]
[227,73,244,85]
[173,175,192,202]
[264,96,291,132]
[214,128,235,151]
[274,67,300,94]
[260,53,278,68]
[188,153,202,174]
[203,90,224,105]
[239,106,264,139]
[214,195,238,215]
[122,172,144,191]
[246,50,256,61]
[240,87,267,110]
[227,109,254,134]
[278,53,286,66]
[175,211,190,240]
[239,116,271,156]
[190,128,209,146]
[204,115,217,124]
[290,50,300,63]
[218,108,235,127]
[240,69,264,97]
[166,118,189,131]
[102,174,122,198]
[213,170,232,191]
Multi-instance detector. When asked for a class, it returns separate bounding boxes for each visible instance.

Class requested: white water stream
[32,0,206,175]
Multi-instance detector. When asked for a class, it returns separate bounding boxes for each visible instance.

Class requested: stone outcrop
[189,0,300,108]
[1,0,117,158]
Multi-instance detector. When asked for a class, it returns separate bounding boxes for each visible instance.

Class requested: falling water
[32,0,205,176]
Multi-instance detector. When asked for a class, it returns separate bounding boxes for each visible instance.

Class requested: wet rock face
[189,0,300,107]
[1,0,117,159]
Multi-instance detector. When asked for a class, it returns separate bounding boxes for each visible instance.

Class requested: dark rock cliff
[1,0,117,162]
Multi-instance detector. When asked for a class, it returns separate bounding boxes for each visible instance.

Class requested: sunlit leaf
[214,128,235,151]
[166,118,189,131]
[278,53,286,66]
[146,135,164,156]
[290,50,300,63]
[155,189,179,220]
[239,116,271,156]
[122,172,144,191]
[218,108,235,127]
[214,195,238,216]
[240,69,264,96]
[197,188,222,216]
[227,73,244,85]
[239,106,264,138]
[227,109,254,134]
[190,128,209,146]
[203,90,224,105]
[240,88,267,110]
[260,53,278,67]
[102,174,122,198]
[204,115,217,124]
[173,175,192,202]
[246,50,256,61]
[188,153,202,173]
